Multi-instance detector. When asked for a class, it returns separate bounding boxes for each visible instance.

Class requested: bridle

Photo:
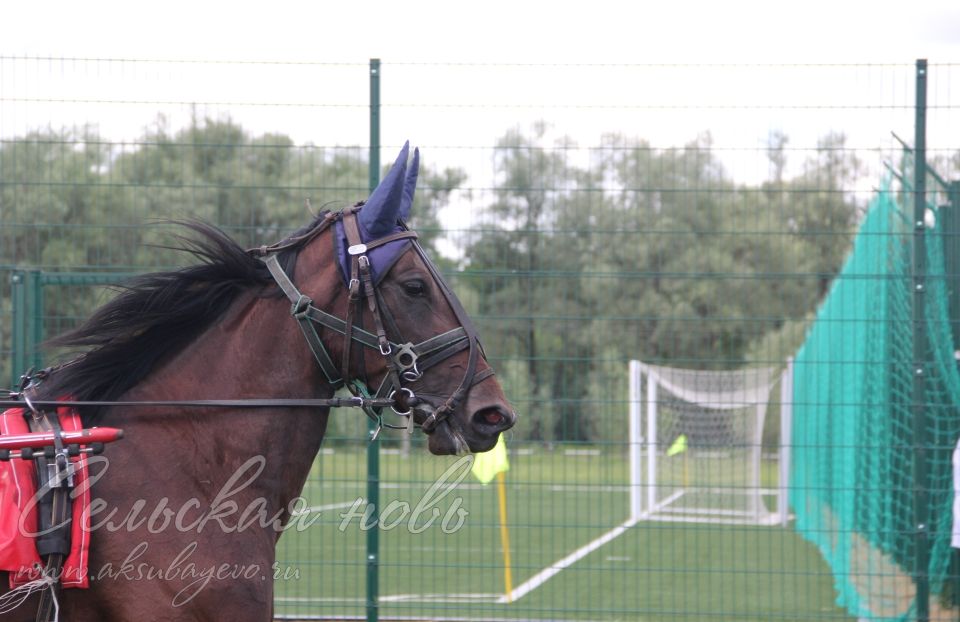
[251,205,494,437]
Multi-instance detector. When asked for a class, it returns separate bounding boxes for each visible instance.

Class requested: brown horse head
[283,142,516,454]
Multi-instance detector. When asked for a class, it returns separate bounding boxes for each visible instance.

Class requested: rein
[0,397,395,411]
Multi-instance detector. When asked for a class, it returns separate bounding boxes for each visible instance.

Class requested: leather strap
[341,209,364,385]
[0,397,396,410]
[262,254,343,385]
[25,409,71,622]
[411,241,486,433]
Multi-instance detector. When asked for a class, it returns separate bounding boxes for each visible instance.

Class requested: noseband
[253,206,493,437]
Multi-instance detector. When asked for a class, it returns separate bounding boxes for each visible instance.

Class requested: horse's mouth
[414,406,512,456]
[409,404,461,455]
[427,423,469,455]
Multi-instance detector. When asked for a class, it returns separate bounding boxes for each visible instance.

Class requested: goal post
[628,360,792,527]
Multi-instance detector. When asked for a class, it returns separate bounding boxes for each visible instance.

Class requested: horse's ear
[400,147,419,222]
[359,142,410,238]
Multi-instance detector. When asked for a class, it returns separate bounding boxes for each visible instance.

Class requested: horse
[0,143,516,621]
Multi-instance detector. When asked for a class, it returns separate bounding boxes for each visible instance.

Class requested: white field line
[380,592,501,603]
[290,500,358,516]
[497,517,638,604]
[275,596,362,603]
[275,593,500,604]
[633,489,686,520]
[635,513,784,526]
[634,489,788,525]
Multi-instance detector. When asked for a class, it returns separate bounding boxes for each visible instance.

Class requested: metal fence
[3,57,960,621]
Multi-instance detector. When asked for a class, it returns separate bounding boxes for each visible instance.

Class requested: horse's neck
[117,287,334,518]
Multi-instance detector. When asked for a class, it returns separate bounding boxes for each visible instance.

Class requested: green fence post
[30,269,44,370]
[366,57,382,622]
[912,57,930,622]
[947,181,960,341]
[10,270,27,387]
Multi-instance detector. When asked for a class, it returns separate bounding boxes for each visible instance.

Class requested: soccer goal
[628,360,793,526]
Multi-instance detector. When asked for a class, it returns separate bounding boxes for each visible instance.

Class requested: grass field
[274,442,850,621]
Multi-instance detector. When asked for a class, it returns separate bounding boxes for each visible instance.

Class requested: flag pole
[496,470,514,603]
[471,435,513,603]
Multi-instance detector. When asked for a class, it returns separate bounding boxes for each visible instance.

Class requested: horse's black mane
[36,214,330,419]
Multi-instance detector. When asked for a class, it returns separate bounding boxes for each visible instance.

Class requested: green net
[791,181,960,620]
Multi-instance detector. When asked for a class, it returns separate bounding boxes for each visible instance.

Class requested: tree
[783,132,864,297]
[1,126,124,269]
[766,130,789,190]
[466,123,603,442]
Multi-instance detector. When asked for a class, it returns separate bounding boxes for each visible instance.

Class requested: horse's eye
[402,279,427,297]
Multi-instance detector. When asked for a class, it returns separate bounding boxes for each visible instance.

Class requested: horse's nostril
[483,411,504,425]
[474,406,514,430]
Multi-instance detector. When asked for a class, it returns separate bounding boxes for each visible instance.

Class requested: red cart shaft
[0,427,124,450]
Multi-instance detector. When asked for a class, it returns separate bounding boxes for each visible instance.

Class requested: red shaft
[0,427,124,450]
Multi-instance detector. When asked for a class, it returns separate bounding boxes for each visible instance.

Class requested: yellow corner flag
[667,434,688,457]
[471,435,514,602]
[471,434,510,484]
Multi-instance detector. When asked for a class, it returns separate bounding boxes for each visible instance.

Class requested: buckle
[18,367,36,392]
[48,453,75,488]
[393,343,422,381]
[393,342,417,368]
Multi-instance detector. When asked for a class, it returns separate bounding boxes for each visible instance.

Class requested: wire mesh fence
[2,57,960,621]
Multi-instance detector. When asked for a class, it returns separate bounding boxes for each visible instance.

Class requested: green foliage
[466,124,602,442]
[465,124,864,442]
[1,117,460,268]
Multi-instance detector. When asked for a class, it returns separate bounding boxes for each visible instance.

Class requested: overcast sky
[2,0,959,64]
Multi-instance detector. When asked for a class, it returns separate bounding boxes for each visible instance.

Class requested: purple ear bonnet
[335,142,419,284]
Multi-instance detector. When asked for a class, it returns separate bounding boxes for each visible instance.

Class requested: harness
[0,385,90,622]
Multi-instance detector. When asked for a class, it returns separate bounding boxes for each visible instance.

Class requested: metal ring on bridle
[389,387,416,416]
[393,343,422,381]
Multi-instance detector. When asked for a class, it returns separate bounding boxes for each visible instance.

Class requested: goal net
[628,360,791,526]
